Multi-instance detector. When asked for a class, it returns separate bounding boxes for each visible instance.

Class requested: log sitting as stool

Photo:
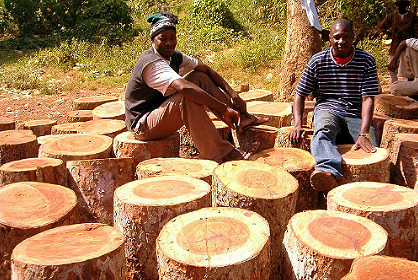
[157,207,271,280]
[72,95,118,110]
[67,109,93,123]
[22,119,57,137]
[11,223,125,279]
[113,131,180,166]
[235,124,278,155]
[0,182,78,279]
[282,210,387,280]
[0,157,67,187]
[246,101,293,128]
[136,157,218,184]
[338,144,390,185]
[341,255,418,279]
[0,130,38,165]
[239,89,274,102]
[114,175,211,280]
[212,160,298,280]
[328,181,418,260]
[374,94,418,120]
[92,100,125,120]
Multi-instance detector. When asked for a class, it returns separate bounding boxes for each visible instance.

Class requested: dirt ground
[0,84,124,128]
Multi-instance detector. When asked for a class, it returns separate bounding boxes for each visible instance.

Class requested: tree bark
[236,125,278,155]
[393,140,418,189]
[22,119,57,137]
[279,0,321,101]
[274,126,313,152]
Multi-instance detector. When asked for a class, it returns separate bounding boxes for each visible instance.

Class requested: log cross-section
[11,223,125,279]
[0,130,38,165]
[246,101,293,128]
[157,207,271,280]
[114,176,211,280]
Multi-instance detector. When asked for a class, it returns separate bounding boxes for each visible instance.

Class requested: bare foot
[239,114,269,129]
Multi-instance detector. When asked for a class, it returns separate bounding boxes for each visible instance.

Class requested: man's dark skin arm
[289,94,306,145]
[353,96,377,152]
[170,78,240,130]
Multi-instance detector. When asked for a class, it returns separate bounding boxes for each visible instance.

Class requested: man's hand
[289,125,305,146]
[388,58,398,72]
[353,135,377,153]
[232,95,249,116]
[222,107,240,130]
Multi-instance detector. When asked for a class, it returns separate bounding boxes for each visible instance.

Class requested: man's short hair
[331,18,354,34]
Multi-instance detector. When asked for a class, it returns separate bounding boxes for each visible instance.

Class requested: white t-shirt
[300,0,322,31]
[406,38,418,51]
[143,45,198,96]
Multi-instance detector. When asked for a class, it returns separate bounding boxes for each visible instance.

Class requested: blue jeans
[311,108,377,178]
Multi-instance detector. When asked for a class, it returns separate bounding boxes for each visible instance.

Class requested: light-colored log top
[12,223,124,265]
[136,157,218,179]
[239,89,273,102]
[157,207,270,267]
[0,182,76,228]
[338,144,388,165]
[0,158,63,172]
[40,134,112,157]
[247,101,292,115]
[289,210,387,259]
[115,175,211,206]
[0,130,36,145]
[214,160,298,199]
[250,147,316,172]
[328,182,418,212]
[92,101,125,119]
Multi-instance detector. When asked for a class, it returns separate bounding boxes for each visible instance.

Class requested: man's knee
[185,70,210,85]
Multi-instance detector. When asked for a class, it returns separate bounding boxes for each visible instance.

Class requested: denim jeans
[311,108,377,178]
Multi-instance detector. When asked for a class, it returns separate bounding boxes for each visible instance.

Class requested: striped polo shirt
[296,47,379,118]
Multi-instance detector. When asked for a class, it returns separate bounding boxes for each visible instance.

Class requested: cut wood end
[0,157,63,172]
[386,118,418,128]
[328,182,418,211]
[0,130,36,145]
[338,144,388,165]
[73,95,118,103]
[12,223,124,265]
[0,182,76,229]
[247,101,292,115]
[115,175,211,206]
[40,134,113,156]
[376,94,415,106]
[78,119,126,135]
[289,210,387,259]
[341,255,418,280]
[214,160,298,199]
[92,101,125,118]
[249,147,316,172]
[239,89,273,100]
[157,207,270,267]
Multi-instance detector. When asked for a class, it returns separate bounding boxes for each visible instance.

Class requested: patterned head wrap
[147,12,178,39]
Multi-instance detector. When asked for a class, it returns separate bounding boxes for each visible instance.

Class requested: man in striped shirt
[289,18,379,192]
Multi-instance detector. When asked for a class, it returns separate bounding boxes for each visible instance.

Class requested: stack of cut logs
[0,90,417,280]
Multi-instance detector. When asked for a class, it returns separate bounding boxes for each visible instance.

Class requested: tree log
[302,101,315,126]
[0,157,66,187]
[0,182,78,279]
[373,114,391,146]
[328,181,418,260]
[393,140,418,189]
[11,223,125,279]
[212,160,298,279]
[72,95,118,110]
[135,157,218,184]
[92,101,125,120]
[390,133,418,165]
[239,89,274,102]
[282,210,387,280]
[380,119,418,161]
[39,134,113,162]
[341,255,418,280]
[157,207,271,280]
[67,157,135,225]
[37,134,66,145]
[250,147,318,212]
[338,144,390,185]
[179,121,231,158]
[114,176,211,280]
[236,125,278,154]
[0,130,38,165]
[0,117,15,131]
[77,119,127,138]
[374,94,418,119]
[51,122,84,135]
[274,125,313,151]
[67,110,93,123]
[247,101,293,128]
[22,119,57,137]
[113,131,180,166]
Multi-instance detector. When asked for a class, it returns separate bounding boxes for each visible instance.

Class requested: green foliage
[4,0,44,35]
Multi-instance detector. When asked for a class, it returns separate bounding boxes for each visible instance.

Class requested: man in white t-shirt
[125,13,265,163]
[388,38,418,98]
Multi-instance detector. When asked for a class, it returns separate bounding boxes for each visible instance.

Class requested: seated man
[290,18,379,192]
[125,12,264,163]
[388,38,418,98]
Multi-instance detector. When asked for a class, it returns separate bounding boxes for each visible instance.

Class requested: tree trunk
[236,125,278,155]
[22,119,57,137]
[0,182,78,279]
[114,176,211,280]
[11,223,125,280]
[156,207,271,280]
[393,140,418,189]
[0,157,67,187]
[0,117,15,131]
[279,0,322,101]
[282,210,387,280]
[341,256,418,280]
[212,160,298,280]
[328,182,418,260]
